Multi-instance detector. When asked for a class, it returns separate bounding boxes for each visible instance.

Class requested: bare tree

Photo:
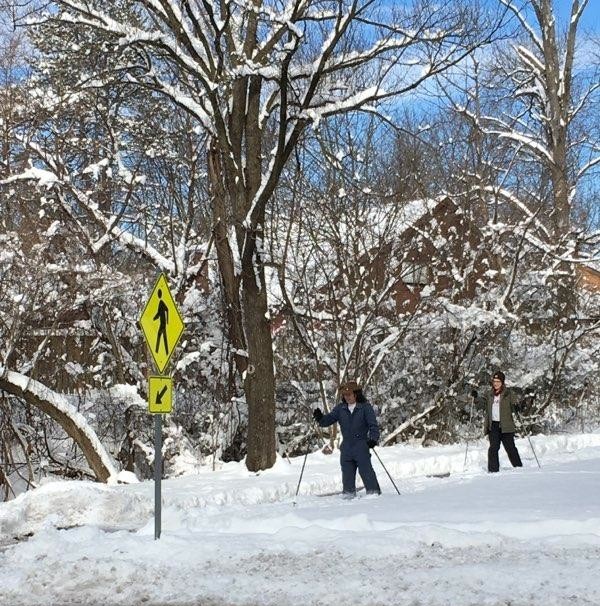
[8,0,502,470]
[454,1,600,317]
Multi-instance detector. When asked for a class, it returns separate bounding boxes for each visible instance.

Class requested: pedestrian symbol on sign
[153,289,169,355]
[139,274,185,373]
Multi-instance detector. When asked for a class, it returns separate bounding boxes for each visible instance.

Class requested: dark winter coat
[317,401,380,450]
[476,388,520,434]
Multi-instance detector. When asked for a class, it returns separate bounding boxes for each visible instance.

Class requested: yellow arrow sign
[148,376,173,414]
[139,274,185,373]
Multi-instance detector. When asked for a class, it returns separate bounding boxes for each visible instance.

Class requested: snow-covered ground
[1,433,600,606]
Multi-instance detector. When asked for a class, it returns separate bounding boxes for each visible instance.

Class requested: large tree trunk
[537,0,577,318]
[208,140,277,471]
[241,252,277,471]
[549,140,576,319]
[208,144,248,373]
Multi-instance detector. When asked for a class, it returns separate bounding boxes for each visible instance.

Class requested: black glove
[313,408,323,422]
[471,389,478,398]
[367,439,378,449]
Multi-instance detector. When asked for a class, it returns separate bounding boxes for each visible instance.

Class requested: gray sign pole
[154,414,162,540]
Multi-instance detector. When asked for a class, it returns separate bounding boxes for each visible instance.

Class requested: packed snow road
[1,433,600,606]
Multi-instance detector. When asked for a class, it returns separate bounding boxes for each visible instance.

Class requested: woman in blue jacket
[313,380,381,498]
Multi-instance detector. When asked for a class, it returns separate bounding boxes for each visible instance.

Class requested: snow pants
[340,441,381,494]
[488,421,523,472]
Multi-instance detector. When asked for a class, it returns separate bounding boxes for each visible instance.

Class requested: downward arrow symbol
[156,385,168,404]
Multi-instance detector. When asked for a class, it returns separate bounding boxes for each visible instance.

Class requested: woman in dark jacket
[472,370,523,473]
[313,380,381,498]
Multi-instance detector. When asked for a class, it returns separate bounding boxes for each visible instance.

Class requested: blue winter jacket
[318,401,380,450]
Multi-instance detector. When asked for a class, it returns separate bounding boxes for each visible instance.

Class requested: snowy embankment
[1,433,600,606]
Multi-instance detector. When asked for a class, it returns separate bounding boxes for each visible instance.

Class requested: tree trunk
[242,254,277,471]
[537,0,577,318]
[208,142,277,470]
[549,144,577,319]
[208,144,248,374]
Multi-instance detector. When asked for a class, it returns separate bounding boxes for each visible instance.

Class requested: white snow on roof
[265,197,447,308]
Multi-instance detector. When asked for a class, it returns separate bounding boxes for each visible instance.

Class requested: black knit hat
[492,371,505,383]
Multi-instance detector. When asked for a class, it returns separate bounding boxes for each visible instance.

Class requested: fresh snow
[1,433,600,605]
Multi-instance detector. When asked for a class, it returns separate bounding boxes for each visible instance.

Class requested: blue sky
[569,2,600,31]
[473,0,599,37]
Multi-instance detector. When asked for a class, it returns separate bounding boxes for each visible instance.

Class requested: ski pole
[516,409,541,469]
[292,447,309,506]
[372,447,401,495]
[293,417,321,506]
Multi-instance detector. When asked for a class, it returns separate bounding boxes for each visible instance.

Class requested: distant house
[575,263,600,326]
[363,196,493,313]
[577,263,600,294]
[352,198,600,322]
[267,196,496,330]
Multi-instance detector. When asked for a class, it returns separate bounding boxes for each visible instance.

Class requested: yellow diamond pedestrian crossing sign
[139,274,185,373]
[148,376,173,414]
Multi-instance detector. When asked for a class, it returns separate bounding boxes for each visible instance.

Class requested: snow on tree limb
[0,166,176,274]
[0,368,117,483]
[499,0,544,53]
[577,152,600,181]
[381,403,439,446]
[475,185,551,239]
[486,126,555,164]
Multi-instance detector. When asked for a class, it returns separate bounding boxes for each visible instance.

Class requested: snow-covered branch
[0,368,117,483]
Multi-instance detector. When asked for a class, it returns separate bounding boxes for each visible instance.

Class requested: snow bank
[2,432,600,539]
[1,434,600,606]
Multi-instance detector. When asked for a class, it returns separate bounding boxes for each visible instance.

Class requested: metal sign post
[154,414,162,540]
[139,273,185,540]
